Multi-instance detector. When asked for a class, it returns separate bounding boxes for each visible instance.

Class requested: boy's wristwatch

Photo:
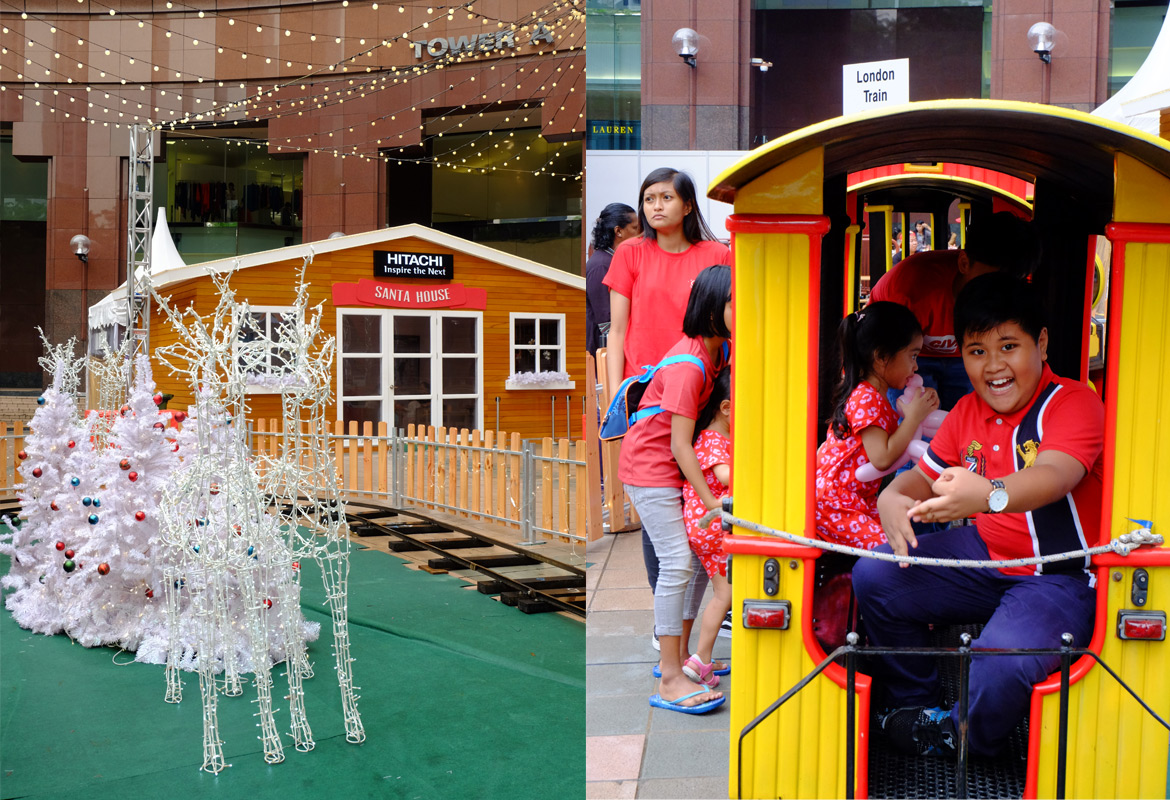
[987,479,1009,513]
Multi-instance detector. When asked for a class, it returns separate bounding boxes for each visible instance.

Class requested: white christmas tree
[1,334,89,635]
[58,354,182,650]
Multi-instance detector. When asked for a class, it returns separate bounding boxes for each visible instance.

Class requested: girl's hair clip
[855,311,866,322]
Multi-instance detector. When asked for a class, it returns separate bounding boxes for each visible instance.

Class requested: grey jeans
[625,484,696,637]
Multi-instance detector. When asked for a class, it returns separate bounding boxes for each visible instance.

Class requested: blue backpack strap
[625,354,706,425]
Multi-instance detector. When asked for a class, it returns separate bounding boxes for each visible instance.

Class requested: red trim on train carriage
[1105,222,1170,244]
[722,534,873,795]
[725,214,832,235]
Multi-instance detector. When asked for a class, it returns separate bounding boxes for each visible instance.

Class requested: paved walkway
[586,528,731,799]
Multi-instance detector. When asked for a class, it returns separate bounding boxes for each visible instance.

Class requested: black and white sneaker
[718,610,733,639]
[652,631,660,651]
[878,706,956,757]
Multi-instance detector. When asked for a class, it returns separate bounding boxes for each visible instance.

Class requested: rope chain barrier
[698,504,1163,569]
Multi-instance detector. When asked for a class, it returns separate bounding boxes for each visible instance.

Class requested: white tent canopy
[88,208,187,331]
[1093,8,1170,135]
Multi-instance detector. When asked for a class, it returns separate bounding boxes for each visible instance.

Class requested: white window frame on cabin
[506,312,575,390]
[336,308,483,432]
[234,306,300,394]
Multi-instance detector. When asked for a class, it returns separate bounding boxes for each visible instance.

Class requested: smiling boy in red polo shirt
[852,271,1104,759]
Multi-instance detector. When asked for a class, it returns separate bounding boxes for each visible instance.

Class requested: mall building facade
[586,0,1166,151]
[1,0,584,391]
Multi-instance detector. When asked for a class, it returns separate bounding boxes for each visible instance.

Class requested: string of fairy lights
[0,0,584,179]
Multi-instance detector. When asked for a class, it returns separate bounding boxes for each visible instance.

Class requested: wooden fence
[0,422,25,500]
[587,350,641,535]
[2,418,597,544]
[250,419,594,544]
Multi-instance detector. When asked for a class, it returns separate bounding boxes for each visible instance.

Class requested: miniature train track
[339,499,586,618]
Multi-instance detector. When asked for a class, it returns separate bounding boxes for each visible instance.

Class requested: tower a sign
[412,22,556,61]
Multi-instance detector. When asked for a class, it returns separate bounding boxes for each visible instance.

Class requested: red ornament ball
[119,458,131,470]
[135,511,146,521]
[263,599,273,609]
[97,563,110,576]
[50,501,59,511]
[55,541,65,551]
[153,393,163,406]
[172,443,179,452]
[153,422,165,430]
[119,404,131,416]
[67,440,76,448]
[17,450,27,460]
[31,467,43,478]
[145,588,154,598]
[173,411,187,423]
[64,549,75,559]
[292,561,300,571]
[210,483,220,496]
[128,471,139,482]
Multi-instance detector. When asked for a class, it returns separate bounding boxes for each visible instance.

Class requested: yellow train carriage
[708,100,1170,799]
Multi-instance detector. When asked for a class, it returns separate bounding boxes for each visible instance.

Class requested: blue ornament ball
[70,476,80,487]
[87,513,99,525]
[192,544,200,553]
[37,396,45,405]
[247,546,255,556]
[82,496,93,507]
[92,497,101,508]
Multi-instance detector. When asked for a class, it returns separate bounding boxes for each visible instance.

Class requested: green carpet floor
[0,547,584,799]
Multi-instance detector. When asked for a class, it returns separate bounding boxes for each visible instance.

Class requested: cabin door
[337,309,482,432]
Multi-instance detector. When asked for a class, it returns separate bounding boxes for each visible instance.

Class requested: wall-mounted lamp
[70,234,91,264]
[673,28,699,68]
[1027,22,1058,64]
[751,57,773,73]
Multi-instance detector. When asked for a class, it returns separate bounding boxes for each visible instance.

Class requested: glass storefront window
[164,133,303,264]
[1,136,48,222]
[1110,1,1166,98]
[586,0,642,149]
[424,124,582,274]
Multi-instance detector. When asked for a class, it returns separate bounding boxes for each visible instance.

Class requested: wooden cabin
[88,222,585,441]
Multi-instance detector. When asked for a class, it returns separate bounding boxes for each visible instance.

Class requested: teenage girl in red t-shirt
[603,167,731,651]
[620,264,731,714]
[815,302,939,551]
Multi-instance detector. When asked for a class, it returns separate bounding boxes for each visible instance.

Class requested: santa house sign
[332,279,487,310]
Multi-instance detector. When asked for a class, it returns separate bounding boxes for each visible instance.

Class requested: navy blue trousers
[852,526,1096,757]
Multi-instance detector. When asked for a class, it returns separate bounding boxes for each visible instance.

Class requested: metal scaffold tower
[126,124,154,389]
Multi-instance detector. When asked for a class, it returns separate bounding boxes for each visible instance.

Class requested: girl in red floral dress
[815,302,939,550]
[681,369,732,687]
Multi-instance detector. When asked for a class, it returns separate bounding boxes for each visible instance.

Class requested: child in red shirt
[681,368,732,687]
[857,272,1103,759]
[620,264,731,715]
[815,302,940,550]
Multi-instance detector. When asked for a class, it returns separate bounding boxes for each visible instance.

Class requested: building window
[236,307,296,391]
[507,313,574,390]
[337,309,483,431]
[163,133,304,265]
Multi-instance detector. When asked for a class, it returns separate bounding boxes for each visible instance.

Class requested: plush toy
[854,375,947,483]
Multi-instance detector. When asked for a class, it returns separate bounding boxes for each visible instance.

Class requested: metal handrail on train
[737,635,1170,800]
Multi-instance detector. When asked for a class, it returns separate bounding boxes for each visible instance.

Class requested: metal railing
[737,634,1170,800]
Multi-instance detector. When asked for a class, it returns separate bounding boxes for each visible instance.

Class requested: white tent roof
[88,208,187,330]
[1094,9,1170,135]
[89,221,583,330]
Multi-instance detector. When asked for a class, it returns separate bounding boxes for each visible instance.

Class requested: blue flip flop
[654,662,730,677]
[649,689,726,715]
